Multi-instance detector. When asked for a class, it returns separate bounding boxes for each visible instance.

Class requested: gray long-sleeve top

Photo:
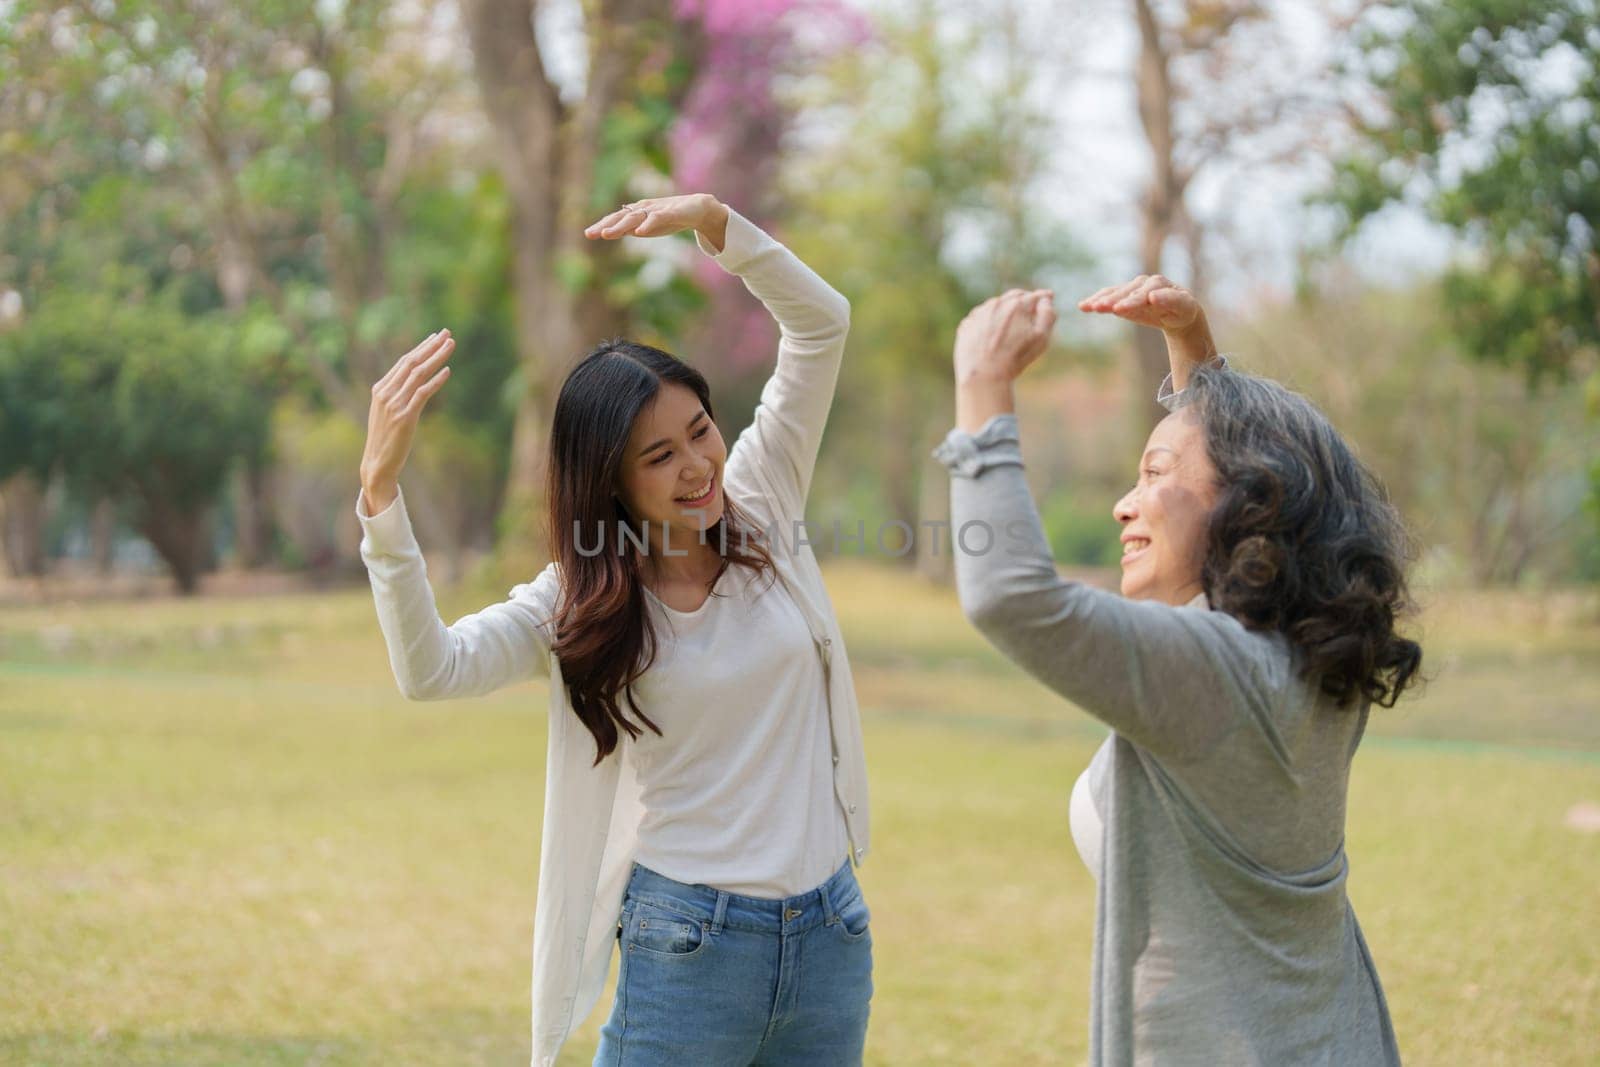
[934,410,1400,1066]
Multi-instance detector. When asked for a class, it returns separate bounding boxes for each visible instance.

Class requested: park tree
[459,0,702,569]
[1118,0,1367,424]
[0,1,518,574]
[0,294,272,593]
[787,0,1082,581]
[1330,0,1600,520]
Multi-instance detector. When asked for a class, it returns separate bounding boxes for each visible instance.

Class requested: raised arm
[935,415,1272,758]
[356,329,556,701]
[937,290,1272,759]
[357,488,559,700]
[587,194,850,526]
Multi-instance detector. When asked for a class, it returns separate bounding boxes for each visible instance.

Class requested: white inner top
[627,562,849,898]
[1070,758,1105,881]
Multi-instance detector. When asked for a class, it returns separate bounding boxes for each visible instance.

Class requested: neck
[643,521,721,583]
[1166,579,1205,607]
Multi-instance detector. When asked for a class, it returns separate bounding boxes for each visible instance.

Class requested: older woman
[934,278,1419,1065]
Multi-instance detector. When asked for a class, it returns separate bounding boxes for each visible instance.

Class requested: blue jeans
[594,858,873,1066]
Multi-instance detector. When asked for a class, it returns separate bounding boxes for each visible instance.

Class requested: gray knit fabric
[935,412,1400,1066]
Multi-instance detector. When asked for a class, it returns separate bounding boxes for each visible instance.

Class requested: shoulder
[1186,599,1296,693]
[508,562,565,622]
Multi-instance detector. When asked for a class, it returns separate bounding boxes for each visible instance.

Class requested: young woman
[355,194,872,1067]
[935,278,1418,1064]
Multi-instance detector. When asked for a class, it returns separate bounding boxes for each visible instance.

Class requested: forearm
[1163,312,1218,393]
[703,210,849,338]
[357,488,552,699]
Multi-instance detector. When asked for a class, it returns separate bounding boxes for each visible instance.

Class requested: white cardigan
[355,211,870,1067]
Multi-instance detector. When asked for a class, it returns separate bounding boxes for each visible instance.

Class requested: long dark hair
[1187,365,1422,708]
[546,339,775,763]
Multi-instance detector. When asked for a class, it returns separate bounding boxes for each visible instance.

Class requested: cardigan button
[848,803,857,814]
[832,754,839,764]
[822,637,832,646]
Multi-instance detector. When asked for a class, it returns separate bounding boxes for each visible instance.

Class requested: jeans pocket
[834,889,871,942]
[624,900,708,959]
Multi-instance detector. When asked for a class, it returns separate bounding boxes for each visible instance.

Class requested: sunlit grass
[1,564,1596,1064]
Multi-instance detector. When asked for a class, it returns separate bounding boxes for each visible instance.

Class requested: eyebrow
[1141,446,1177,464]
[638,410,708,457]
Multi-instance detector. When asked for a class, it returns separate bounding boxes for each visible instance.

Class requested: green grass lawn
[1,562,1596,1065]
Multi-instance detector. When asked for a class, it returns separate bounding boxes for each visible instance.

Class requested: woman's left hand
[1077,274,1201,333]
[584,194,730,253]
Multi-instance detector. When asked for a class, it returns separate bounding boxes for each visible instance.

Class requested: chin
[1119,568,1149,600]
[695,500,725,532]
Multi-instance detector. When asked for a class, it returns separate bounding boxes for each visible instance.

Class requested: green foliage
[1330,0,1600,517]
[1040,492,1124,569]
[784,2,1090,537]
[0,291,272,585]
[1237,278,1594,584]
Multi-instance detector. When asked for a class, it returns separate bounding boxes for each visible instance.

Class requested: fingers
[1078,277,1143,313]
[591,208,648,240]
[1078,285,1118,311]
[1031,291,1057,335]
[1113,274,1167,312]
[376,330,450,393]
[585,200,655,239]
[396,335,455,402]
[632,211,669,236]
[404,363,452,416]
[1079,275,1174,313]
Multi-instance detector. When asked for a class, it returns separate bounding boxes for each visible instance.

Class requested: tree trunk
[89,496,116,575]
[1132,0,1185,431]
[461,0,675,570]
[135,501,207,595]
[0,471,48,578]
[915,396,955,584]
[880,384,920,561]
[231,458,278,569]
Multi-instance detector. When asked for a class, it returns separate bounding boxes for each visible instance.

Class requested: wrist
[955,376,1016,435]
[1164,311,1216,360]
[360,465,397,497]
[696,196,729,253]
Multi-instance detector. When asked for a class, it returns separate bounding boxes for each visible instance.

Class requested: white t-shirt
[1069,767,1103,880]
[627,562,849,898]
[1070,737,1112,881]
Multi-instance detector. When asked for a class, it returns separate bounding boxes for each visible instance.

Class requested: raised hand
[359,329,455,514]
[1077,274,1202,332]
[954,289,1057,385]
[1078,274,1217,391]
[584,193,730,253]
[952,289,1057,434]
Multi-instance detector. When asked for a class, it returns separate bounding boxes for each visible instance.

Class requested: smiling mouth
[674,474,717,506]
[1121,537,1151,563]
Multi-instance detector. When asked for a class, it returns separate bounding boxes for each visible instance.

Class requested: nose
[1113,486,1137,525]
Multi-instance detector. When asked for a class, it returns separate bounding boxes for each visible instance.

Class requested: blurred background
[1,1,1596,1064]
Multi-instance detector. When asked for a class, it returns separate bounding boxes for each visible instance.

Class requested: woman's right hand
[359,329,455,514]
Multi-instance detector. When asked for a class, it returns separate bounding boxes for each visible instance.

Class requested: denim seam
[625,893,711,927]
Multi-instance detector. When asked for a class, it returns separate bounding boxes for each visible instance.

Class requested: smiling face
[1113,406,1220,605]
[616,381,728,539]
